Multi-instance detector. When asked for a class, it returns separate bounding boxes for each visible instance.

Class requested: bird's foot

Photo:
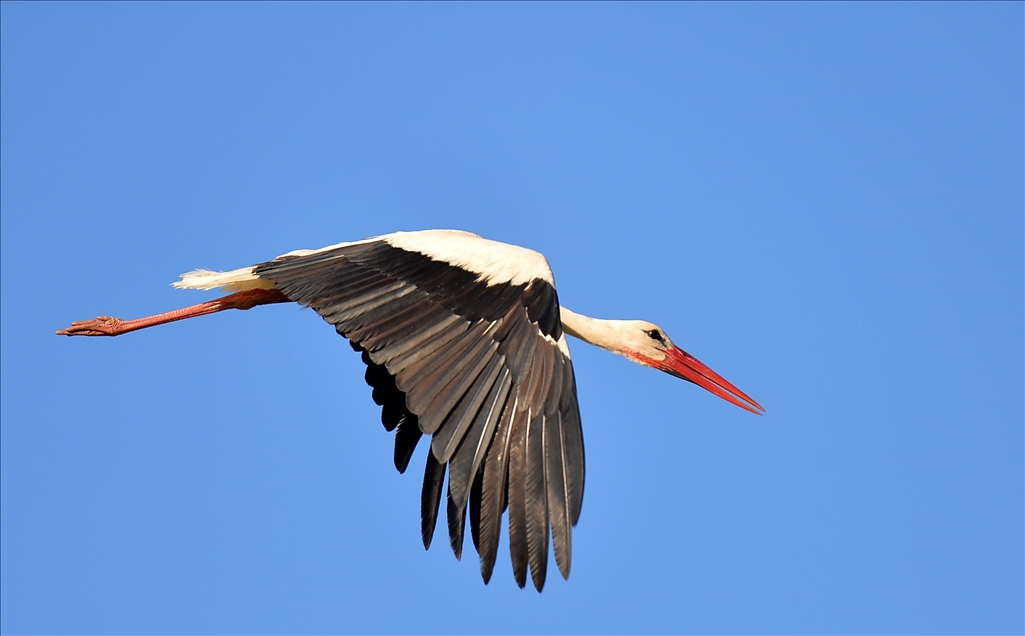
[57,316,125,337]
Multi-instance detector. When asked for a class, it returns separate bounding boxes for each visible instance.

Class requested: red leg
[57,288,292,337]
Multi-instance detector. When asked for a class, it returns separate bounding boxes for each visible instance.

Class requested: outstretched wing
[252,231,585,591]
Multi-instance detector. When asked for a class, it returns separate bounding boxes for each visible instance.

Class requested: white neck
[560,307,629,354]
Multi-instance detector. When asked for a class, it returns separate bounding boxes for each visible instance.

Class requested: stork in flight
[58,229,763,591]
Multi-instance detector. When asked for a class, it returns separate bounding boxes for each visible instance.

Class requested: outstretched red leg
[57,288,292,337]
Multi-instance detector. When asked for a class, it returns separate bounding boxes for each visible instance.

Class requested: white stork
[58,229,763,591]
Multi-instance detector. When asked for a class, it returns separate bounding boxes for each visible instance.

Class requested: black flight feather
[421,450,446,550]
[447,490,466,560]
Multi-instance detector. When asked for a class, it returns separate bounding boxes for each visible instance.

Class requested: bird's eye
[645,329,664,343]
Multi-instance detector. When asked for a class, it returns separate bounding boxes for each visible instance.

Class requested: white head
[560,310,763,414]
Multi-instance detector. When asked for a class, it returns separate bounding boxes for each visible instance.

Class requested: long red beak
[656,347,764,415]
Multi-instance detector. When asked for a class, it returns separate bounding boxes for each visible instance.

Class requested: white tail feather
[172,267,273,292]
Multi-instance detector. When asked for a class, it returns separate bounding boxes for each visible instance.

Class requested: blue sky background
[2,3,1022,634]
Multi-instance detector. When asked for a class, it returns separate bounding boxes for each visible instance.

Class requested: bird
[58,229,763,591]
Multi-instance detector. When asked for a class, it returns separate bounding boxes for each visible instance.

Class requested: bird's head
[616,320,764,415]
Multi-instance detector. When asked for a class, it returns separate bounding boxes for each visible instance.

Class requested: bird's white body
[175,230,554,293]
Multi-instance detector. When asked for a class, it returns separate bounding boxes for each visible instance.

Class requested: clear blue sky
[2,3,1021,634]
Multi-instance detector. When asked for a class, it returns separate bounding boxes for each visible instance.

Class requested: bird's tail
[172,267,274,292]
